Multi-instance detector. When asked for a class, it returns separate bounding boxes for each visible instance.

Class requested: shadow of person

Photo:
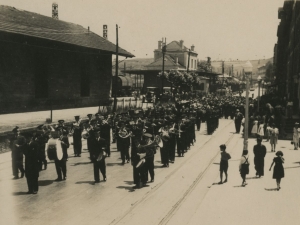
[38,180,54,186]
[284,166,300,169]
[116,186,135,192]
[265,188,278,191]
[106,162,124,166]
[246,176,259,180]
[124,181,134,185]
[12,191,30,196]
[233,185,245,188]
[71,162,92,166]
[75,181,95,185]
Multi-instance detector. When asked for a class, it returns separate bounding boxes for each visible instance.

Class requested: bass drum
[46,138,63,160]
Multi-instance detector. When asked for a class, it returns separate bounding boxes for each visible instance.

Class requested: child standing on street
[218,144,231,184]
[269,151,284,191]
[239,150,250,186]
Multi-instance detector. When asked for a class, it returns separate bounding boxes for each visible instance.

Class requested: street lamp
[257,75,262,113]
[243,61,253,151]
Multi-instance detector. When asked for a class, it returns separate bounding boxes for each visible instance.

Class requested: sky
[0,0,284,61]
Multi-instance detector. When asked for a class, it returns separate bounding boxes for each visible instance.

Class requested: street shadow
[71,162,92,166]
[293,161,300,164]
[233,185,245,188]
[106,162,124,166]
[284,166,300,169]
[75,181,95,185]
[265,188,278,191]
[213,163,220,165]
[246,176,259,180]
[38,180,53,186]
[154,165,167,169]
[12,191,29,196]
[116,186,135,192]
[211,182,222,185]
[124,181,134,185]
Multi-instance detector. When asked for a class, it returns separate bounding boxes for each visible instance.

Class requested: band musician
[71,116,83,157]
[117,121,131,164]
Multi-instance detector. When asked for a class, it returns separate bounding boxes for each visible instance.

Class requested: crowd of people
[8,92,291,194]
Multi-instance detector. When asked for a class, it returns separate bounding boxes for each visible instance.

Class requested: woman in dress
[251,117,258,137]
[257,120,265,139]
[239,150,250,187]
[292,122,300,150]
[269,123,279,152]
[269,151,284,191]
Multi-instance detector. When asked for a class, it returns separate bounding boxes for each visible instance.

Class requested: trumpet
[118,128,133,139]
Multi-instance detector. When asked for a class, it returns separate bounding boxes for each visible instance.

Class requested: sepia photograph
[0,0,299,224]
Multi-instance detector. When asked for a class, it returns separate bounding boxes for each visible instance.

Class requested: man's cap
[87,114,93,117]
[58,120,65,123]
[12,126,19,133]
[95,113,100,116]
[74,116,80,119]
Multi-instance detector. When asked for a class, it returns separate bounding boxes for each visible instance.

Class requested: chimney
[158,41,162,50]
[179,40,184,49]
[103,25,108,39]
[88,26,90,33]
[52,2,58,20]
[191,45,195,51]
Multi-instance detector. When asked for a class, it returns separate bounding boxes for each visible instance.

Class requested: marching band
[10,97,228,193]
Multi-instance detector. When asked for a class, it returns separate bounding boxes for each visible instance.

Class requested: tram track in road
[110,120,236,225]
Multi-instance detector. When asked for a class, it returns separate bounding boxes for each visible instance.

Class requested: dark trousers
[103,137,111,156]
[73,135,82,155]
[235,121,241,133]
[55,160,66,179]
[254,157,265,176]
[12,158,24,177]
[38,155,47,170]
[145,156,154,180]
[120,146,130,163]
[26,175,38,192]
[196,120,201,131]
[93,159,106,181]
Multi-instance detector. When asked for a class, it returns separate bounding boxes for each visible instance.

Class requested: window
[35,57,48,98]
[191,59,193,69]
[81,63,90,97]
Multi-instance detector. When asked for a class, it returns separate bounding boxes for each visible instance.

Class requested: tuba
[118,128,132,139]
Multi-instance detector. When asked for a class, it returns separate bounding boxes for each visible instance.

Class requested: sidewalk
[187,136,300,225]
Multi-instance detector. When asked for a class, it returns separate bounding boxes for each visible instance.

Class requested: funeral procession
[0,1,300,225]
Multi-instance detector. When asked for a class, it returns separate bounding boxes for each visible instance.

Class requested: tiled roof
[0,5,134,57]
[144,55,186,71]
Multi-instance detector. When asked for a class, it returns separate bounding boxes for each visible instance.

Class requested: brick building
[274,0,300,111]
[0,6,133,114]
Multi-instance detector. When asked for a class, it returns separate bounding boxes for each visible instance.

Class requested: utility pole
[113,24,119,113]
[161,38,166,94]
[187,49,191,72]
[222,61,225,85]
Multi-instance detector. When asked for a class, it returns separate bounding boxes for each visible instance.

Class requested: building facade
[274,0,300,111]
[0,6,133,114]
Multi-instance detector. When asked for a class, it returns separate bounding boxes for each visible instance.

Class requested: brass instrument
[118,127,133,139]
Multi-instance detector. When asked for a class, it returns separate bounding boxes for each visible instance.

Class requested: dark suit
[253,144,267,176]
[11,135,26,178]
[24,140,40,193]
[91,137,106,181]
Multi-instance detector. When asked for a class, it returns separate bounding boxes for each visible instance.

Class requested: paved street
[1,119,300,225]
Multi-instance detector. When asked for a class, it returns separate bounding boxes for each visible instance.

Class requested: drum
[46,138,63,160]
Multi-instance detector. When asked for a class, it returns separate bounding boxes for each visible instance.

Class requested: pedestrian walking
[292,122,300,150]
[269,123,279,152]
[269,151,284,191]
[253,137,267,178]
[251,118,258,137]
[218,144,231,184]
[234,109,243,133]
[257,121,265,139]
[239,150,250,187]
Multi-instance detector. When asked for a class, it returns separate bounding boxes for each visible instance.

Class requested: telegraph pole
[161,38,166,93]
[113,24,119,113]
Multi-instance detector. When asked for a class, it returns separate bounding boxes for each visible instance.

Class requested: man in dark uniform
[85,114,94,152]
[36,124,49,170]
[72,116,83,157]
[10,127,25,179]
[253,137,267,178]
[91,130,107,183]
[196,107,202,131]
[23,135,40,194]
[234,109,244,133]
[139,133,155,183]
[117,121,131,164]
[100,114,111,157]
